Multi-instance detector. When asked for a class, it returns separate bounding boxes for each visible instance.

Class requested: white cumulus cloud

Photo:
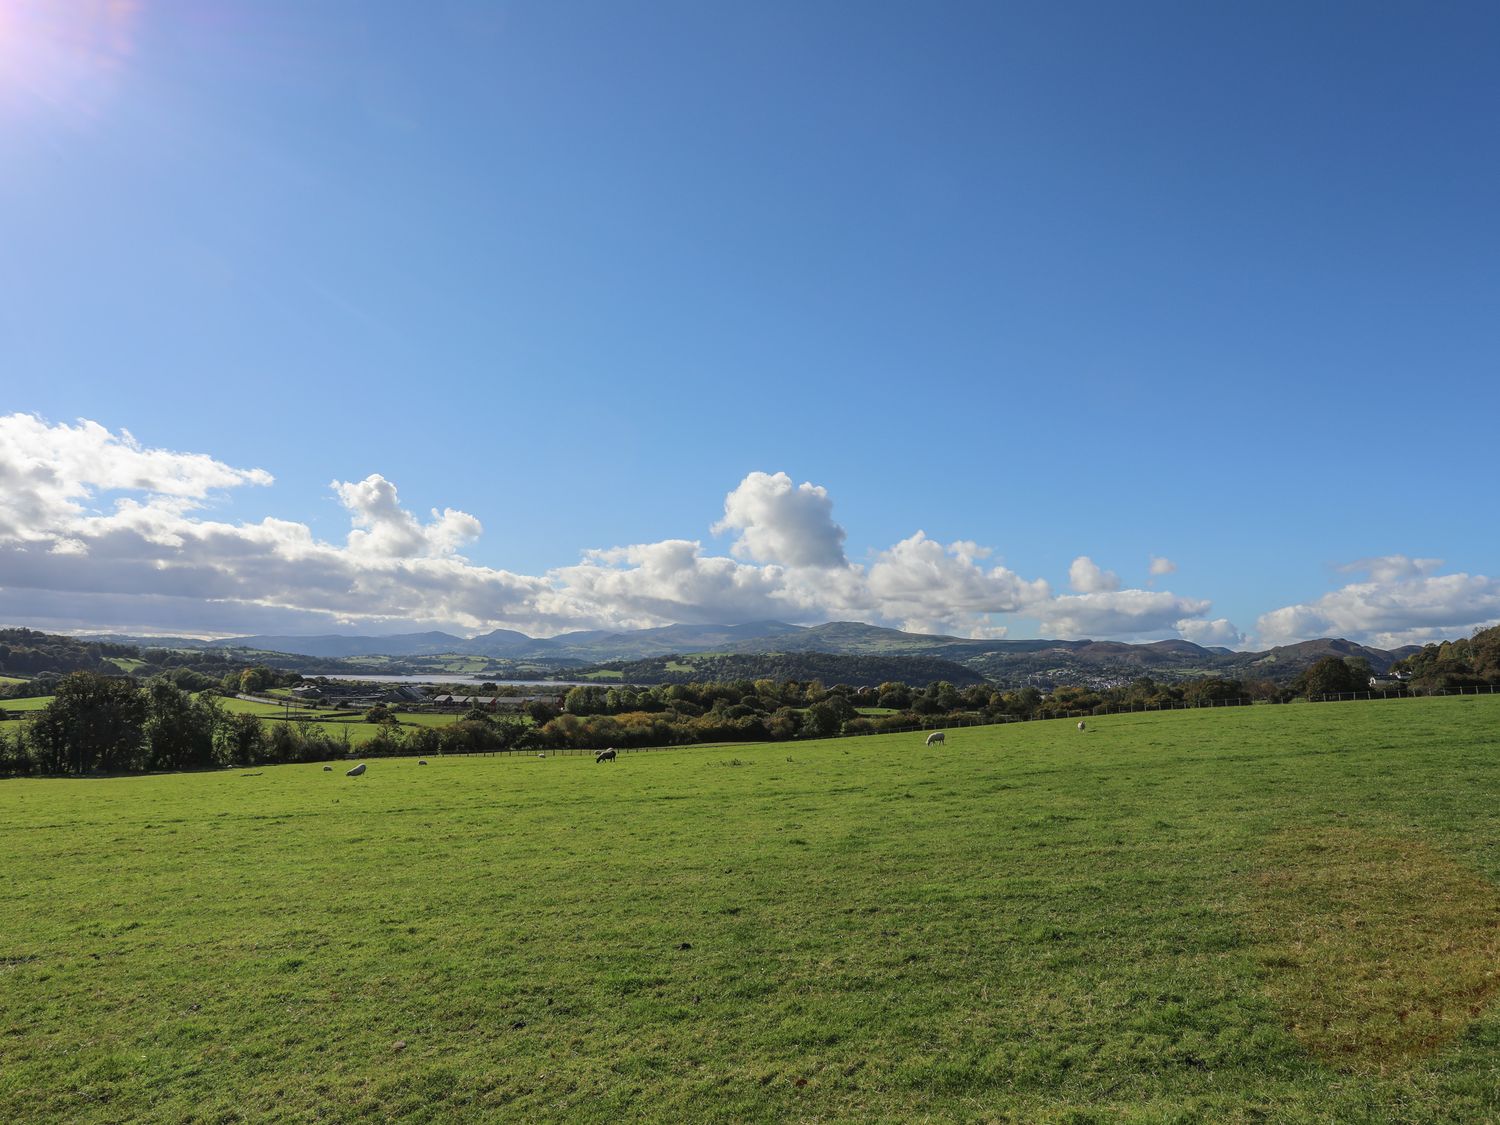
[1175,617,1246,647]
[1069,556,1120,593]
[712,470,847,568]
[866,532,1050,636]
[0,414,1262,648]
[332,474,482,559]
[1038,589,1214,640]
[1149,555,1177,577]
[1256,556,1500,648]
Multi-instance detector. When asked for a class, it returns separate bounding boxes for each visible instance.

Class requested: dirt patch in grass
[1249,824,1500,1071]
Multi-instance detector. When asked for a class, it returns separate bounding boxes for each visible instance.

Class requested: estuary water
[306,673,602,687]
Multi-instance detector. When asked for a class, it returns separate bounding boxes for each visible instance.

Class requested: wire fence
[1308,683,1499,703]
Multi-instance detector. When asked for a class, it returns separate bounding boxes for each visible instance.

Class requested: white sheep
[346,762,367,777]
[1077,721,1086,732]
[925,731,946,746]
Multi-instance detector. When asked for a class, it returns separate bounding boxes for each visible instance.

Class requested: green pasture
[0,695,53,713]
[1,693,480,743]
[0,675,29,687]
[215,696,471,745]
[2,697,1498,1122]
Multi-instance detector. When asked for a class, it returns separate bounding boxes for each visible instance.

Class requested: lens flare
[0,0,140,122]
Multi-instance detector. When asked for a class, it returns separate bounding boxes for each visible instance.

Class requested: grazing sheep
[538,753,546,759]
[346,762,367,777]
[418,760,427,766]
[595,748,618,763]
[323,765,333,772]
[925,731,946,746]
[1077,721,1087,731]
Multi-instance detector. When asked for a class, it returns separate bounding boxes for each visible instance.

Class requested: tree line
[0,672,525,777]
[1391,624,1500,690]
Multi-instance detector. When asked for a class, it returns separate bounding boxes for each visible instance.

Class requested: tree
[1183,677,1244,705]
[29,672,148,774]
[213,711,267,767]
[1297,656,1366,697]
[527,700,559,724]
[804,701,843,738]
[143,679,219,771]
[564,686,605,715]
[239,666,275,694]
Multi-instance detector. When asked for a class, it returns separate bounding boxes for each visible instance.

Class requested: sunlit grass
[0,695,52,711]
[2,697,1497,1122]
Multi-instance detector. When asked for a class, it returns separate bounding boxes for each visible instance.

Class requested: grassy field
[2,697,1498,1122]
[0,695,54,713]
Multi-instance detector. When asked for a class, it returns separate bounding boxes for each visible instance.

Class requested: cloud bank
[1256,556,1500,649]
[18,413,1492,652]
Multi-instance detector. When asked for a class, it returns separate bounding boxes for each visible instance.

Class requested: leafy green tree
[1297,656,1366,697]
[565,686,606,715]
[29,672,148,774]
[0,724,33,776]
[804,701,843,737]
[238,666,275,694]
[143,679,220,771]
[1183,677,1244,705]
[213,711,267,767]
[930,681,962,711]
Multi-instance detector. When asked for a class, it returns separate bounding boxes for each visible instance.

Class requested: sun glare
[0,0,140,121]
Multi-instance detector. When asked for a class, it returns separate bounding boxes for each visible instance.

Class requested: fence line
[1309,683,1499,703]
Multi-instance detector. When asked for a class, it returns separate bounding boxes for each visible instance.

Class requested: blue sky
[2,1,1498,647]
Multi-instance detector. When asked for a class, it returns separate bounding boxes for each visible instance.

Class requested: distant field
[0,675,28,687]
[0,695,53,713]
[2,698,1498,1122]
[3,693,487,744]
[215,696,474,744]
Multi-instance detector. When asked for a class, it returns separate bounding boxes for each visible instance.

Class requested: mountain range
[80,621,1422,687]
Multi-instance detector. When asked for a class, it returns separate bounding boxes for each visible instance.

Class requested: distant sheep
[323,765,333,772]
[595,748,618,763]
[925,731,946,746]
[346,762,367,777]
[1077,721,1087,731]
[418,760,427,766]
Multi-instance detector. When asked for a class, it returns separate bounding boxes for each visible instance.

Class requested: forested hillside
[581,651,988,688]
